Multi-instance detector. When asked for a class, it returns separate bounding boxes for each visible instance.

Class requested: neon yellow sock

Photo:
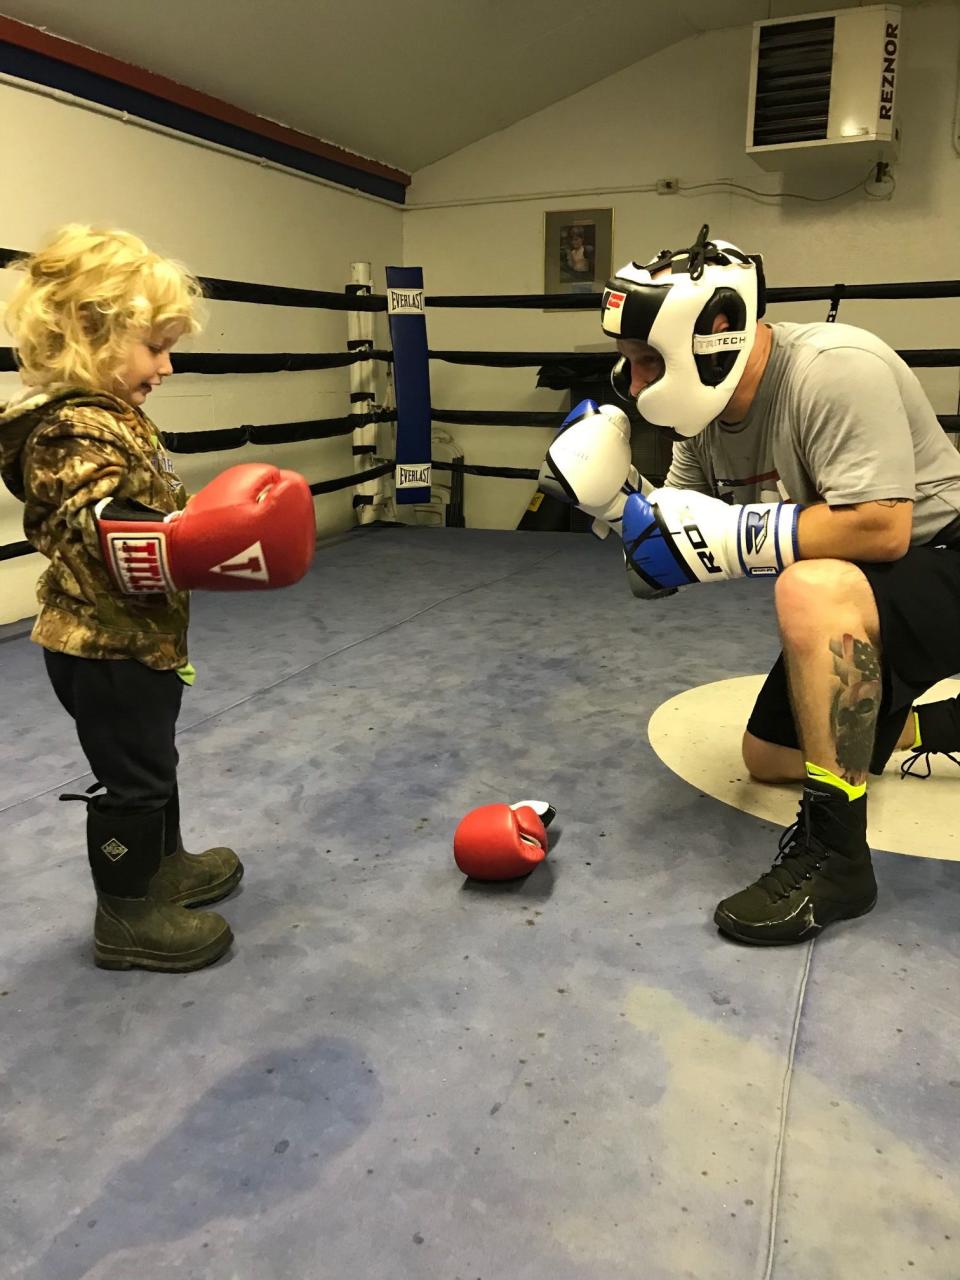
[805,762,867,802]
[911,710,922,751]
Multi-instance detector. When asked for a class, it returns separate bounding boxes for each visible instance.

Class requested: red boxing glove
[453,803,548,881]
[95,463,316,593]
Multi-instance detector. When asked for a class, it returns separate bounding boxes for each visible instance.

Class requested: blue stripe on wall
[0,42,407,205]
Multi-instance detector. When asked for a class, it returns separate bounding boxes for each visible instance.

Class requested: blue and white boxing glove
[538,399,648,539]
[622,486,802,597]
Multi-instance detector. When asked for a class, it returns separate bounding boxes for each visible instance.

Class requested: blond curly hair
[4,224,204,390]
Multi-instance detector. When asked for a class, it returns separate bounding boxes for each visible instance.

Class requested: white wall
[0,82,402,624]
[405,1,960,530]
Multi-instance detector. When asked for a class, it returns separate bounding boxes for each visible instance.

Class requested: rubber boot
[150,787,244,908]
[88,805,233,972]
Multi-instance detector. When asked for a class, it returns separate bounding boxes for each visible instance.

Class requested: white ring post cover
[348,261,387,524]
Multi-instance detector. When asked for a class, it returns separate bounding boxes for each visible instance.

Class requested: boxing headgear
[600,224,766,438]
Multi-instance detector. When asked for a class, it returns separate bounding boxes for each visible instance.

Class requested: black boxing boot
[714,775,877,946]
[88,805,233,972]
[900,699,960,778]
[150,786,244,908]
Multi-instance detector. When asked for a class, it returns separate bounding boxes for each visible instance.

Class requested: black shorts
[746,542,960,775]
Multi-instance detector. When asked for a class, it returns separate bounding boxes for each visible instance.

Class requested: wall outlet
[656,177,679,194]
[864,158,895,199]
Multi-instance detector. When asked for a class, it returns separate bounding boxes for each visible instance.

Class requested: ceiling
[0,0,930,173]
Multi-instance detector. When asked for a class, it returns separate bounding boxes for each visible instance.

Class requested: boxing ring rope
[2,243,960,563]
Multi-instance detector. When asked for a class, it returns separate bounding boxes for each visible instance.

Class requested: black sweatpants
[44,651,183,814]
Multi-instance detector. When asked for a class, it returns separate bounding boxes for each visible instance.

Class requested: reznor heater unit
[746,5,901,170]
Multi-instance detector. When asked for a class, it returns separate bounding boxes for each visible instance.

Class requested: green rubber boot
[151,788,243,907]
[94,894,233,972]
[88,806,233,972]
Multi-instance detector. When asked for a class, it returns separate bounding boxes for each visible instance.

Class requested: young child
[1,225,316,972]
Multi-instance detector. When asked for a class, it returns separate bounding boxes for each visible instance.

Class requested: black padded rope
[429,349,960,370]
[431,409,565,427]
[425,281,960,307]
[198,276,385,311]
[427,292,601,310]
[898,350,960,369]
[0,247,386,311]
[436,460,538,480]
[157,407,554,458]
[310,462,393,496]
[5,244,960,307]
[171,351,393,374]
[306,457,537,497]
[0,540,33,562]
[3,343,952,376]
[160,409,397,455]
[771,281,960,303]
[431,350,605,367]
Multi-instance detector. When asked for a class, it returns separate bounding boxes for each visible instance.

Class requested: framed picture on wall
[543,208,613,299]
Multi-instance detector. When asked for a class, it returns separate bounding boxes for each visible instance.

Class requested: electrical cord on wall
[406,164,896,211]
[679,162,895,204]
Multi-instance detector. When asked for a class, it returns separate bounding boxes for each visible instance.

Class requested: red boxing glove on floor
[95,463,316,593]
[453,803,549,881]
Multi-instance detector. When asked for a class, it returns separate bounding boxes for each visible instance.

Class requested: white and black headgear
[600,224,766,438]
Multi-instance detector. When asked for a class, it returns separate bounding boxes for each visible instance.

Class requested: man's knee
[741,730,775,780]
[775,560,878,647]
[742,730,804,783]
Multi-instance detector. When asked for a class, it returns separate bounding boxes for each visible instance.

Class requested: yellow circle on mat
[648,675,960,863]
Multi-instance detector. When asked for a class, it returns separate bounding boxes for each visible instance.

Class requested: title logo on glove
[210,541,270,582]
[105,533,176,594]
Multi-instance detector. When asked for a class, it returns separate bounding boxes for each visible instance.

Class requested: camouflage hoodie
[0,385,190,669]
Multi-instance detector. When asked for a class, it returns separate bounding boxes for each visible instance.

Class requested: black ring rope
[5,244,960,308]
[155,408,561,457]
[171,351,393,375]
[4,346,960,378]
[428,349,960,370]
[427,281,960,307]
[160,409,396,455]
[0,248,387,312]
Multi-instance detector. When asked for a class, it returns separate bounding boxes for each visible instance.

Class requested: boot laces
[899,749,960,779]
[755,793,832,899]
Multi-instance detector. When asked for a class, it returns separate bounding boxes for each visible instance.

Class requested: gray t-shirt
[665,321,960,545]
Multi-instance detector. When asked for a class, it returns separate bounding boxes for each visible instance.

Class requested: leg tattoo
[828,634,881,783]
